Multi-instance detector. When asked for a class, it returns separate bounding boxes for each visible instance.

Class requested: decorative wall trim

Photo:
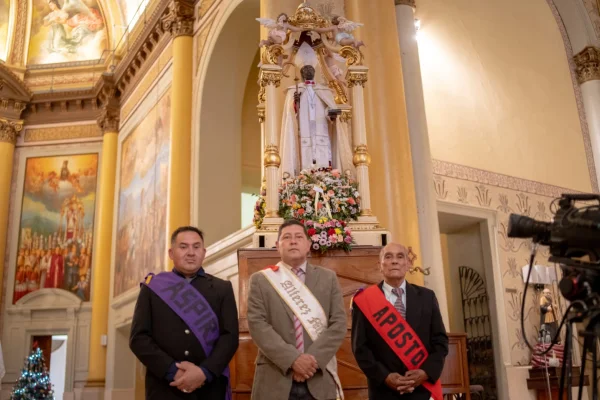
[9,0,27,66]
[198,0,219,21]
[546,0,599,193]
[432,159,580,198]
[23,124,102,143]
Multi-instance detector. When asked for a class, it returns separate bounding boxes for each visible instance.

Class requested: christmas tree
[10,347,54,399]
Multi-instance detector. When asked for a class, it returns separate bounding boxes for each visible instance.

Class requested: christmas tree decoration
[10,347,54,400]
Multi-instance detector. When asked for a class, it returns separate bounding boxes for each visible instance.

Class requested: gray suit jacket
[247,263,347,400]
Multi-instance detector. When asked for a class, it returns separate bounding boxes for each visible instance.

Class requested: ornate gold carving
[97,107,120,133]
[264,145,281,168]
[10,0,28,65]
[25,72,98,87]
[347,70,368,88]
[258,86,266,104]
[162,0,195,37]
[261,45,285,66]
[340,110,352,123]
[353,144,371,167]
[257,106,265,123]
[339,46,364,66]
[395,0,416,7]
[0,118,24,144]
[24,124,102,142]
[259,70,282,88]
[360,208,373,217]
[574,46,600,84]
[288,3,329,29]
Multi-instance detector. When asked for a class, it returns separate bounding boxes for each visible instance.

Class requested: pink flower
[347,198,356,205]
[344,236,352,244]
[327,190,335,197]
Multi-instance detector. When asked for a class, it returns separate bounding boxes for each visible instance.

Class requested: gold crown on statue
[288,2,329,29]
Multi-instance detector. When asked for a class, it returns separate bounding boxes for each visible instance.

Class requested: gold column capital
[395,0,416,7]
[264,145,281,168]
[353,144,371,167]
[259,69,283,88]
[340,109,352,123]
[97,107,120,134]
[162,0,195,38]
[347,69,368,88]
[574,46,600,84]
[0,118,24,144]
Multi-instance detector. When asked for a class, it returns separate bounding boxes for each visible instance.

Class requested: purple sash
[143,271,231,400]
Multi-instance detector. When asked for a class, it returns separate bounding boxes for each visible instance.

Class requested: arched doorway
[193,0,261,246]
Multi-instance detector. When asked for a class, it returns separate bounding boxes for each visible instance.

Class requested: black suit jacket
[129,270,239,399]
[351,281,448,400]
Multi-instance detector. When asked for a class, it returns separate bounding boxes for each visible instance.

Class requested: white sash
[261,263,344,400]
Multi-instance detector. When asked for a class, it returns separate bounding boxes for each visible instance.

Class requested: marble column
[163,0,195,234]
[394,0,448,325]
[0,118,23,303]
[85,105,119,389]
[574,46,600,190]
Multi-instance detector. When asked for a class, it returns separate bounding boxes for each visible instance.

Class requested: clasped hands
[291,354,318,382]
[169,361,206,394]
[385,369,428,395]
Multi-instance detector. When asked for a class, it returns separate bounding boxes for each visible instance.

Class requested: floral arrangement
[253,168,361,253]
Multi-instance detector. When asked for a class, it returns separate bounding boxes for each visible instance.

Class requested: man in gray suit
[247,219,347,400]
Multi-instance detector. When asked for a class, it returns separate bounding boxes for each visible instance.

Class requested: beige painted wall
[197,0,259,245]
[417,0,592,192]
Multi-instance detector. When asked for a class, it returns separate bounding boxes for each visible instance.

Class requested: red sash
[353,285,442,400]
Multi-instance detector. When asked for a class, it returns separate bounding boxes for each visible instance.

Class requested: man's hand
[385,373,414,394]
[291,354,318,381]
[292,372,306,382]
[405,369,428,388]
[169,361,206,393]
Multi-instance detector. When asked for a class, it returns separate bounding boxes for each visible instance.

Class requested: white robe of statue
[280,82,354,179]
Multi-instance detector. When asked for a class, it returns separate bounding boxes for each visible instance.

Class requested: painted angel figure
[316,16,364,48]
[256,13,302,47]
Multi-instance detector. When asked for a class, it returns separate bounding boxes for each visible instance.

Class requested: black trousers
[288,382,316,400]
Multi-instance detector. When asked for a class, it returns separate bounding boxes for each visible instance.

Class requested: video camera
[507,193,600,400]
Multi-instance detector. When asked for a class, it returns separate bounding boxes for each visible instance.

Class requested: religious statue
[540,288,559,343]
[279,64,354,178]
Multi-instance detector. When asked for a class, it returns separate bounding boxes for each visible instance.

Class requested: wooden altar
[231,246,469,399]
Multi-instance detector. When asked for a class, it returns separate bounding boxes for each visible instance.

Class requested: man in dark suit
[351,242,448,400]
[130,226,239,399]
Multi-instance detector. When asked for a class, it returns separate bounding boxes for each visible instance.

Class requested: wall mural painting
[114,92,171,297]
[13,154,99,304]
[118,0,149,29]
[27,0,107,65]
[0,0,10,60]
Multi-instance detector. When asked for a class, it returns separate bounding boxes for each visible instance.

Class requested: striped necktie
[392,287,406,320]
[292,267,304,352]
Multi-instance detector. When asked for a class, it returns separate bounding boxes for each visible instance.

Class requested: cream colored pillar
[394,0,448,324]
[85,107,119,389]
[574,46,600,191]
[0,119,23,303]
[260,65,284,226]
[163,0,195,236]
[347,67,374,218]
[346,0,423,285]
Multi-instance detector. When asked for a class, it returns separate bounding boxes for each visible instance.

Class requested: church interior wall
[418,0,594,193]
